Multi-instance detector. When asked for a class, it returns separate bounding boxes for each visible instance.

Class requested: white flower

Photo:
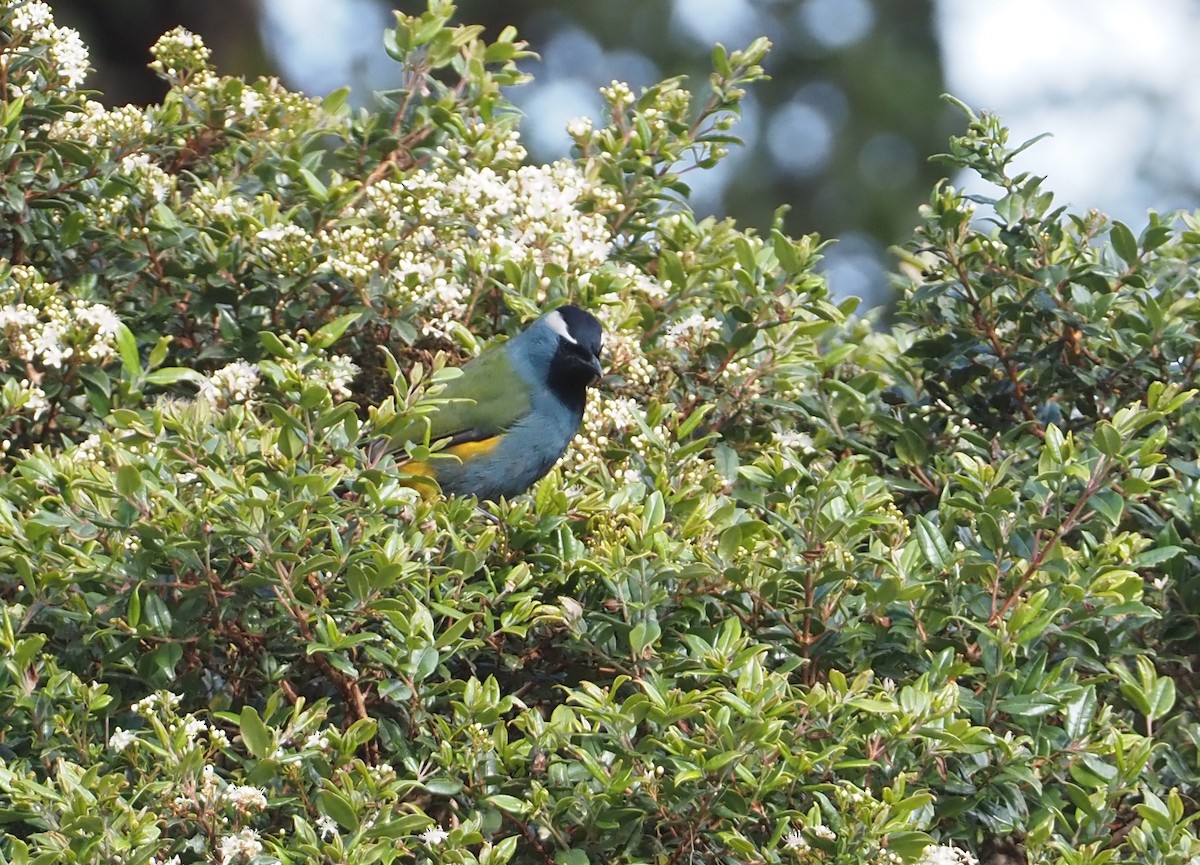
[316,814,338,841]
[180,714,207,744]
[73,434,103,462]
[11,379,48,419]
[222,785,268,813]
[566,116,593,138]
[664,313,721,349]
[73,301,122,360]
[117,155,175,204]
[774,430,814,452]
[420,825,449,846]
[370,762,396,782]
[304,353,358,400]
[9,2,89,89]
[11,1,54,31]
[199,763,219,803]
[304,730,331,751]
[917,845,978,865]
[600,80,635,108]
[216,828,263,864]
[240,89,264,116]
[199,361,260,409]
[49,27,89,87]
[108,728,136,752]
[782,828,808,850]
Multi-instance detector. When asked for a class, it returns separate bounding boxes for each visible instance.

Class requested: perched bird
[391,304,603,501]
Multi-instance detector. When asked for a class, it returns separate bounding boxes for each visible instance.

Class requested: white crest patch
[544,309,578,344]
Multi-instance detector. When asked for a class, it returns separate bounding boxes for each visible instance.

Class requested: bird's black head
[541,304,603,414]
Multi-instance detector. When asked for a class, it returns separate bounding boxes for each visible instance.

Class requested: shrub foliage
[1,3,1198,864]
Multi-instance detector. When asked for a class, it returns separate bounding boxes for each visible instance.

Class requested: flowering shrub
[1,3,1199,865]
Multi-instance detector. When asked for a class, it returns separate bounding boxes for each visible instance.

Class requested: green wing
[416,346,532,446]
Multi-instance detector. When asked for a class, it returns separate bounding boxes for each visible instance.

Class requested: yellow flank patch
[445,437,502,461]
[398,437,501,483]
[401,461,435,478]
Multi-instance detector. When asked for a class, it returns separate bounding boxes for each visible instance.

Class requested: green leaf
[144,367,206,386]
[322,86,351,113]
[976,511,1003,551]
[12,634,46,670]
[143,590,172,632]
[146,643,182,682]
[484,835,520,865]
[486,794,529,815]
[1064,685,1096,740]
[887,832,936,860]
[434,614,475,649]
[629,619,661,657]
[554,851,590,865]
[1091,490,1124,527]
[115,323,140,377]
[239,706,272,759]
[298,167,328,201]
[147,335,171,370]
[1131,546,1184,568]
[127,585,142,629]
[1149,676,1176,722]
[421,778,463,796]
[310,312,361,349]
[115,464,142,496]
[318,789,360,831]
[1110,220,1139,265]
[894,428,928,466]
[259,331,289,357]
[912,515,952,572]
[1094,422,1122,458]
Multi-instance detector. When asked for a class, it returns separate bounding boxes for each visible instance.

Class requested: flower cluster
[255,223,316,277]
[256,342,360,403]
[222,77,327,144]
[198,361,260,409]
[0,267,122,369]
[182,181,258,226]
[918,845,978,865]
[216,828,263,865]
[610,264,669,301]
[118,152,177,204]
[4,1,89,95]
[0,377,48,422]
[347,154,615,339]
[437,118,528,167]
[572,394,647,487]
[147,26,215,88]
[305,353,359,400]
[45,99,156,151]
[132,691,183,717]
[603,330,656,390]
[663,312,722,350]
[599,80,636,111]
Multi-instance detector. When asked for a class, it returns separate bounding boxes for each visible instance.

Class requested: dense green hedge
[1,2,1198,864]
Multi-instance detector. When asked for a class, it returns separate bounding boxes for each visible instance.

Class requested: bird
[384,304,603,501]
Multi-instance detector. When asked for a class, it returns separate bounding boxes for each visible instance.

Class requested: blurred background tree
[51,0,955,308]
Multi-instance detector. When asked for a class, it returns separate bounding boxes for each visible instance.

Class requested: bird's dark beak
[588,354,603,382]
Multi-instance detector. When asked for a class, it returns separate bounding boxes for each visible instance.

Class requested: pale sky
[936,0,1200,225]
